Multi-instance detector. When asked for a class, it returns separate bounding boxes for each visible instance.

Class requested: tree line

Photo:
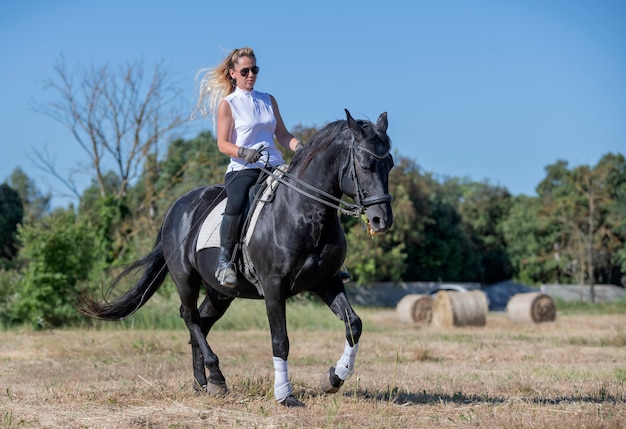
[1,59,624,328]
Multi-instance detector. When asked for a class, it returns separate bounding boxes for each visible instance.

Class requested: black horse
[79,109,394,407]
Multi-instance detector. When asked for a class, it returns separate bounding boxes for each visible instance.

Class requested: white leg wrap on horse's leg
[334,340,359,381]
[273,357,293,401]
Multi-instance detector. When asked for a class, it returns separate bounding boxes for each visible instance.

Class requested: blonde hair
[191,47,256,122]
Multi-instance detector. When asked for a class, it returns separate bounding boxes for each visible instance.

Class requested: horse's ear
[376,112,388,133]
[345,109,364,139]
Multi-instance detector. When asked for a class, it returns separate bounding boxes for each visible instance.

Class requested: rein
[257,142,392,217]
[258,164,362,217]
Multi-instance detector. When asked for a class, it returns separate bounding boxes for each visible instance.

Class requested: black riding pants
[224,169,262,215]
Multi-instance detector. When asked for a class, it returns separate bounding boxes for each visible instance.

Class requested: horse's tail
[78,229,169,321]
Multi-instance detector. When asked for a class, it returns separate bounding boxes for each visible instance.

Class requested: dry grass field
[1,307,625,428]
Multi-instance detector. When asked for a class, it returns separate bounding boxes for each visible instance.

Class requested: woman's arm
[271,95,301,151]
[216,99,239,157]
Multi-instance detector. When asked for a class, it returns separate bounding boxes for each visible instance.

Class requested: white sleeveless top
[223,87,285,172]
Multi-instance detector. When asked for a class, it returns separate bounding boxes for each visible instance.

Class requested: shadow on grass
[341,388,625,406]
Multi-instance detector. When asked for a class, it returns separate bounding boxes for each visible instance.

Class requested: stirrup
[215,264,238,287]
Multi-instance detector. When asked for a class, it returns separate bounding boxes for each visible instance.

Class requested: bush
[0,269,21,328]
[12,210,97,328]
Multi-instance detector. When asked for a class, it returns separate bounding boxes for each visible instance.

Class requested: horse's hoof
[321,367,344,394]
[279,395,305,407]
[205,382,228,396]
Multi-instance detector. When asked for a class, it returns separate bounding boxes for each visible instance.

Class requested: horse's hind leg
[316,280,363,394]
[178,278,233,395]
[188,308,212,392]
[196,292,234,393]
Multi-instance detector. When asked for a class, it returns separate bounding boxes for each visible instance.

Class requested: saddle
[195,165,288,294]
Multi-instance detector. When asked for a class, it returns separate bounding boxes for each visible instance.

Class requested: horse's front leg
[264,279,305,407]
[317,279,363,394]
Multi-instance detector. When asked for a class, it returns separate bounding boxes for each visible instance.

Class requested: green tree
[413,192,482,282]
[79,173,134,263]
[0,268,21,327]
[529,160,574,283]
[155,131,226,199]
[501,195,560,284]
[608,187,626,276]
[454,180,513,284]
[13,209,96,328]
[593,153,626,285]
[533,154,626,296]
[8,167,50,222]
[345,222,407,284]
[0,183,24,266]
[398,171,483,283]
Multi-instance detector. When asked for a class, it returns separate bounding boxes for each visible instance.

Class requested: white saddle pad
[195,165,287,253]
[195,198,227,251]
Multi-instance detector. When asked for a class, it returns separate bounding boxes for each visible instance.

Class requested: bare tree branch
[31,56,186,203]
[28,146,83,201]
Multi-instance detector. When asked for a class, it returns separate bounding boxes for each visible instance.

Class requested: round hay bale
[432,290,488,328]
[507,292,556,323]
[396,294,433,325]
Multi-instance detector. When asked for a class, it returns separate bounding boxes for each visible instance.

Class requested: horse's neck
[276,153,344,223]
[294,147,344,195]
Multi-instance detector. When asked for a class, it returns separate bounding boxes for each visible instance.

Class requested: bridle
[346,142,394,209]
[257,137,393,217]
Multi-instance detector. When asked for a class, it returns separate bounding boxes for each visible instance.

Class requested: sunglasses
[234,66,260,77]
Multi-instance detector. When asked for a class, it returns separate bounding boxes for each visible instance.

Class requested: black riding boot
[215,213,242,287]
[339,265,351,283]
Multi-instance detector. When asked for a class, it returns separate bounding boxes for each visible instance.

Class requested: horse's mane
[292,120,346,173]
[290,117,390,176]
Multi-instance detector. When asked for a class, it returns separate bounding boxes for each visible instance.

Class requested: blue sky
[1,0,625,207]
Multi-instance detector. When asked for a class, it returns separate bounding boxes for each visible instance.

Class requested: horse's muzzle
[364,202,393,235]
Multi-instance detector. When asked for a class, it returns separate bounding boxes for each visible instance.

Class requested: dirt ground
[1,311,625,428]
